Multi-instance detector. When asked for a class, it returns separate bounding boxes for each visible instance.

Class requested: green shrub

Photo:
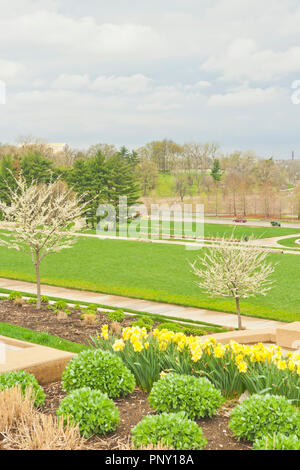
[8,291,22,300]
[138,316,154,327]
[229,394,300,442]
[253,433,300,450]
[149,374,224,419]
[54,300,68,310]
[130,319,152,331]
[40,296,49,304]
[0,370,45,407]
[88,304,98,312]
[107,309,125,322]
[47,304,56,311]
[26,298,37,305]
[80,308,96,317]
[57,387,120,438]
[183,326,206,336]
[131,412,207,450]
[130,316,155,331]
[156,322,183,333]
[62,349,135,398]
[0,296,8,301]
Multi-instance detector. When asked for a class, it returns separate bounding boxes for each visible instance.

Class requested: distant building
[44,143,68,154]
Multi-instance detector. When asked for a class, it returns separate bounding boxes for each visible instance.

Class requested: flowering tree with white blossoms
[0,175,89,309]
[190,237,276,330]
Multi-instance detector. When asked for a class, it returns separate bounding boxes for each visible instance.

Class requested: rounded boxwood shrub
[229,394,300,442]
[62,349,135,398]
[149,374,224,419]
[57,387,120,438]
[131,412,207,450]
[0,370,45,407]
[253,433,300,450]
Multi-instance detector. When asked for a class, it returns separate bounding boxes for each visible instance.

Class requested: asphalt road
[149,214,300,229]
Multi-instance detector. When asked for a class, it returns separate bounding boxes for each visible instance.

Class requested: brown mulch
[0,299,134,346]
[0,299,251,450]
[40,382,251,451]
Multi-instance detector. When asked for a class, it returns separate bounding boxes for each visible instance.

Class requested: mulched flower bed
[39,382,251,450]
[0,299,134,346]
[0,299,252,450]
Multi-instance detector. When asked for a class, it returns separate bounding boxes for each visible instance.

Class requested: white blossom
[190,237,276,329]
[0,174,89,308]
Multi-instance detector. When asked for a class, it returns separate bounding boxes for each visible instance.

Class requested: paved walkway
[250,234,300,254]
[2,221,300,254]
[0,277,285,331]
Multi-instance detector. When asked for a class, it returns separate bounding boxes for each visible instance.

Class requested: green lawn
[0,236,299,322]
[83,222,300,240]
[0,322,87,353]
[203,223,299,240]
[277,237,300,248]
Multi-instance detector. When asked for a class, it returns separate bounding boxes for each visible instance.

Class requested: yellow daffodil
[101,324,109,340]
[112,339,125,352]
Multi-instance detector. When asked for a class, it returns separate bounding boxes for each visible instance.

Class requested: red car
[233,218,247,223]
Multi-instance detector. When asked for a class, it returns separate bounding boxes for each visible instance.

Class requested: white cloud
[202,38,300,82]
[184,81,211,91]
[0,0,58,18]
[0,59,26,81]
[0,0,300,157]
[91,74,152,94]
[52,74,90,90]
[0,11,160,59]
[207,86,285,107]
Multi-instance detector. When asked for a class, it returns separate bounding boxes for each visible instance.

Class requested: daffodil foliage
[91,325,300,402]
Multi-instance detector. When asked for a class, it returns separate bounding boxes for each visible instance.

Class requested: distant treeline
[0,139,300,218]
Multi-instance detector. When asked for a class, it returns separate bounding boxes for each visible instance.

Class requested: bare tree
[174,172,189,202]
[0,175,89,308]
[293,182,300,219]
[190,238,276,330]
[135,158,158,196]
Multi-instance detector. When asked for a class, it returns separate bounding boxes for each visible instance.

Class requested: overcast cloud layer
[0,0,300,157]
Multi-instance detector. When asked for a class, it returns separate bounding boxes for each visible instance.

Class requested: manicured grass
[0,321,87,353]
[204,224,299,240]
[277,237,300,248]
[0,236,299,322]
[82,222,300,240]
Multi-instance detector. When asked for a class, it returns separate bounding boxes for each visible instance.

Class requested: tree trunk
[242,193,247,216]
[233,191,237,216]
[235,297,242,330]
[35,253,41,309]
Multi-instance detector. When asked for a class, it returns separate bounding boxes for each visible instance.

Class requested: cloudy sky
[0,0,300,157]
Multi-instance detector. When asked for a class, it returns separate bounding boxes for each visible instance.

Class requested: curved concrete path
[0,277,285,331]
[250,233,300,253]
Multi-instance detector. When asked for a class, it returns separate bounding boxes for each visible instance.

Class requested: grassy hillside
[0,236,299,322]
